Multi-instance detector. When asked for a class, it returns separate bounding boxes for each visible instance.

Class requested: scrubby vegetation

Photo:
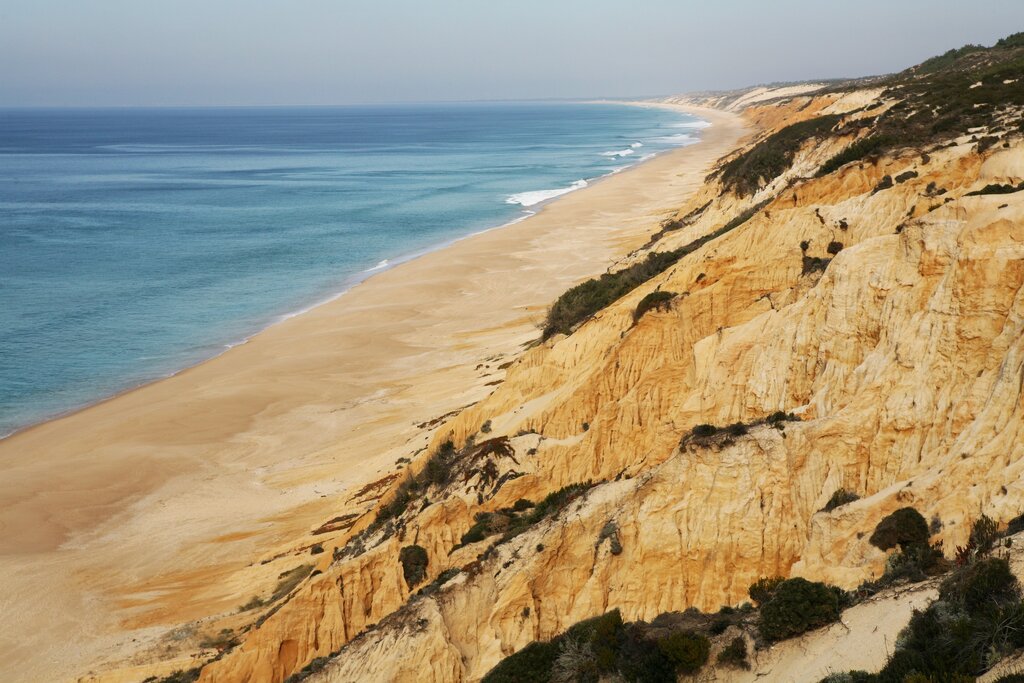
[543,199,770,338]
[717,636,750,669]
[869,507,930,551]
[822,488,860,513]
[681,411,800,448]
[632,290,676,323]
[755,577,845,642]
[827,513,1024,681]
[147,669,203,683]
[399,544,429,588]
[965,181,1024,196]
[657,630,710,674]
[817,135,896,176]
[718,114,841,195]
[376,440,458,523]
[458,482,595,549]
[482,609,721,683]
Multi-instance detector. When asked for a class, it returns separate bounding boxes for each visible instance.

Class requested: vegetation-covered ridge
[482,512,1024,682]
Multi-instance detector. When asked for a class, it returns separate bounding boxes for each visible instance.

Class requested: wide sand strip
[0,105,745,681]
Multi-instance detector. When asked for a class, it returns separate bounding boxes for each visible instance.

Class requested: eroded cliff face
[185,78,1024,683]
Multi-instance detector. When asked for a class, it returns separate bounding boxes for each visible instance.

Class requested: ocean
[0,102,706,437]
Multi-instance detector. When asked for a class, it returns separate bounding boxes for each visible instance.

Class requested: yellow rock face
[195,89,1024,683]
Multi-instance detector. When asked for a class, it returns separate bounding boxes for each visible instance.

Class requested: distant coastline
[0,101,703,439]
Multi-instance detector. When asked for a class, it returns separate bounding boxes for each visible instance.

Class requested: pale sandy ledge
[0,103,746,682]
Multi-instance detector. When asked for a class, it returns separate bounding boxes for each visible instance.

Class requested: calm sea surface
[0,102,705,436]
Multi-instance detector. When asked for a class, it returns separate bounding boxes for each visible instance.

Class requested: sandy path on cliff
[0,104,745,682]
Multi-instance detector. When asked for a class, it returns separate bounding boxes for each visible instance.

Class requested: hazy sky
[2,0,1023,106]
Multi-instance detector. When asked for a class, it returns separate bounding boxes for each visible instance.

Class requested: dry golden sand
[0,104,745,682]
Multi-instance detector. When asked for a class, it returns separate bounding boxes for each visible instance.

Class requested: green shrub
[965,181,1024,196]
[872,175,894,194]
[513,498,535,512]
[822,488,860,513]
[583,609,624,672]
[657,631,710,674]
[1007,512,1024,536]
[716,636,750,670]
[726,422,748,437]
[271,564,314,602]
[544,201,769,338]
[544,249,687,338]
[720,115,841,195]
[633,290,676,323]
[759,577,842,642]
[801,255,831,275]
[155,669,202,683]
[969,514,1000,555]
[481,640,559,683]
[939,556,1018,611]
[691,423,718,438]
[869,507,930,551]
[617,624,676,683]
[856,556,1024,681]
[817,135,896,177]
[399,545,429,588]
[748,576,785,605]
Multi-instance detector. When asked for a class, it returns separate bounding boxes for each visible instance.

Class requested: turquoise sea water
[0,102,705,437]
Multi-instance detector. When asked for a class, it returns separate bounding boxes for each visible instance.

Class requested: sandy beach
[0,103,745,682]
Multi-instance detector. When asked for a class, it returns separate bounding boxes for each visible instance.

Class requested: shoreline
[0,103,702,443]
[0,102,746,682]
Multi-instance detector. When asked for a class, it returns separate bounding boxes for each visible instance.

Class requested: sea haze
[0,102,705,436]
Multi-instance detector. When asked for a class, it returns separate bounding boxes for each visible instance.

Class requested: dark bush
[822,488,860,512]
[939,556,1019,611]
[827,241,844,255]
[633,290,676,323]
[895,170,919,183]
[271,564,314,602]
[717,636,750,670]
[399,545,429,588]
[801,255,831,275]
[544,249,687,338]
[872,175,894,193]
[580,609,624,672]
[965,181,1024,196]
[969,514,1000,555]
[857,555,1024,681]
[748,576,785,605]
[544,201,768,338]
[481,640,559,683]
[513,498,535,512]
[869,507,930,551]
[617,624,676,683]
[691,424,718,438]
[657,631,710,674]
[817,135,896,177]
[1007,511,1024,536]
[759,577,842,642]
[726,422,749,437]
[720,115,841,195]
[156,669,202,683]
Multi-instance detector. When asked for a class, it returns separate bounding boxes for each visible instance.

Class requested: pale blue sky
[2,0,1023,106]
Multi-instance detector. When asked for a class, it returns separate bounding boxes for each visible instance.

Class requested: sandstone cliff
[133,37,1024,683]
